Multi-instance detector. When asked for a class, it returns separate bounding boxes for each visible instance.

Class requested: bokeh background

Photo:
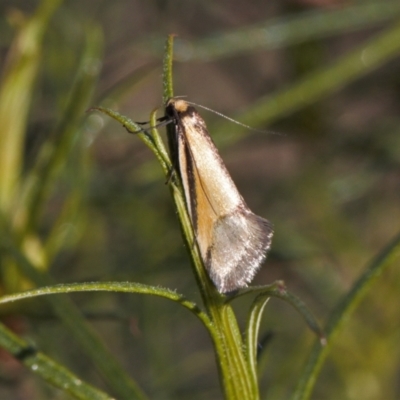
[0,0,399,399]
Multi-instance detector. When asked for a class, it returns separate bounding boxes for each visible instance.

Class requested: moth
[164,99,273,293]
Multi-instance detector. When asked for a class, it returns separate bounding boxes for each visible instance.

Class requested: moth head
[166,98,189,113]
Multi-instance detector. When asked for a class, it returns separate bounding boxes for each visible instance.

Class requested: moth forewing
[209,210,273,292]
[165,98,273,293]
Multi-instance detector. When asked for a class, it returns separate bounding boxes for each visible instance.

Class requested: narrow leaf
[0,322,113,400]
[0,228,148,400]
[245,295,270,380]
[0,0,61,211]
[213,21,400,146]
[0,281,213,331]
[291,230,400,400]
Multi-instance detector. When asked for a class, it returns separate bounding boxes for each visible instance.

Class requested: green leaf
[212,20,400,147]
[173,1,400,60]
[18,23,103,236]
[0,281,212,330]
[0,227,148,400]
[291,230,400,400]
[234,282,325,340]
[0,322,113,400]
[91,106,171,176]
[0,0,62,211]
[245,295,270,384]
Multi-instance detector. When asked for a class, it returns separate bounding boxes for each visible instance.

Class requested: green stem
[162,35,257,395]
[169,165,258,399]
[163,34,175,103]
[164,34,258,399]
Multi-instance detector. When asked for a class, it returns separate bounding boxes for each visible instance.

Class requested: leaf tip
[86,106,99,114]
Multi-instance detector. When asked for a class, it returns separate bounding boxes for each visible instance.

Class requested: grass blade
[291,230,400,400]
[0,322,113,400]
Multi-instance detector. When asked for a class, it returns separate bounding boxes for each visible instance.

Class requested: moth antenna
[185,100,284,136]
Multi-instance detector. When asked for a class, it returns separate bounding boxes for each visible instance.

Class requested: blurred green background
[0,0,399,399]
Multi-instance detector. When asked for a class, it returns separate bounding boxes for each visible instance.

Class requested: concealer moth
[165,98,273,293]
